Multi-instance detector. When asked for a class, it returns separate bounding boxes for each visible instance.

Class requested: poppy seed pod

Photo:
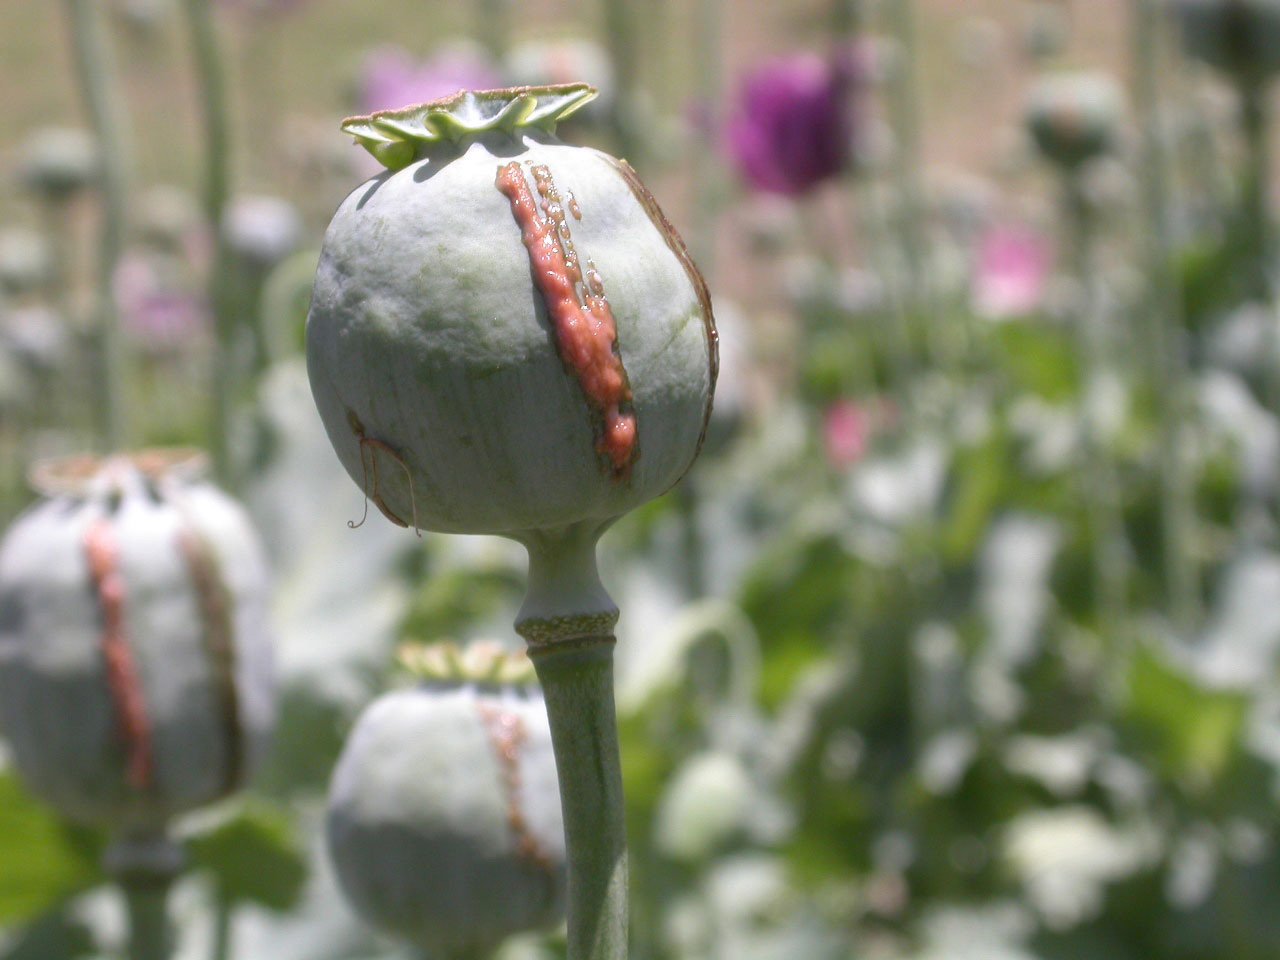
[19,127,100,203]
[1024,72,1122,170]
[0,228,53,299]
[310,86,716,959]
[326,642,565,956]
[1172,0,1280,79]
[0,450,275,832]
[306,85,716,540]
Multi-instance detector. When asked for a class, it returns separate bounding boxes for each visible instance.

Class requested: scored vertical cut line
[475,700,556,872]
[495,160,638,478]
[174,522,244,793]
[83,518,154,791]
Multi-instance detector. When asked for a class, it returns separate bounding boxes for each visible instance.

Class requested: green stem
[106,834,183,960]
[883,0,946,373]
[1063,174,1130,635]
[38,200,78,438]
[182,0,237,488]
[1232,74,1280,549]
[835,0,911,401]
[516,526,628,960]
[475,0,509,61]
[65,0,129,452]
[691,0,722,276]
[530,639,628,960]
[123,880,174,960]
[602,0,642,166]
[245,15,281,187]
[210,888,232,960]
[676,483,706,600]
[1131,0,1200,632]
[1238,77,1271,305]
[855,178,913,400]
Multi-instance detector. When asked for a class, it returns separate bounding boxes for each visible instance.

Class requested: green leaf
[0,907,96,960]
[940,433,1008,563]
[740,532,858,709]
[187,803,307,911]
[0,773,102,925]
[992,321,1079,401]
[1122,645,1249,788]
[400,563,524,641]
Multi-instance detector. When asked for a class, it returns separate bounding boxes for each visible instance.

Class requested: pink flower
[971,225,1052,319]
[359,45,502,116]
[823,399,870,469]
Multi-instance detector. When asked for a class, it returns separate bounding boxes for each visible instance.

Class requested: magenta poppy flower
[358,45,502,116]
[971,225,1053,320]
[725,51,856,196]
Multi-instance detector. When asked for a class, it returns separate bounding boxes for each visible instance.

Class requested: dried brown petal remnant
[496,160,638,478]
[606,156,718,467]
[175,523,243,793]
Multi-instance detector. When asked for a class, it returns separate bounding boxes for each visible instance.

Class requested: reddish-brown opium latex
[496,160,637,476]
[83,518,154,791]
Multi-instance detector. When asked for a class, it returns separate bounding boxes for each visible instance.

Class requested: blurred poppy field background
[4,0,1280,958]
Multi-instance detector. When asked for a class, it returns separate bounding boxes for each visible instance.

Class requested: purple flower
[114,251,209,351]
[725,50,857,196]
[358,45,502,116]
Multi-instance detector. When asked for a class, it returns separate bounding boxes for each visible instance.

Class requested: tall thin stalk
[531,640,628,960]
[602,0,642,165]
[516,527,628,960]
[1131,0,1201,631]
[691,0,722,276]
[1238,77,1272,305]
[1228,69,1280,549]
[839,0,911,400]
[106,833,183,960]
[182,0,237,488]
[65,0,129,451]
[883,0,945,373]
[123,880,174,960]
[1062,174,1130,634]
[475,0,510,61]
[210,890,233,960]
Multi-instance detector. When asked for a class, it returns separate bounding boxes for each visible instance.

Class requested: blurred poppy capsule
[0,449,276,832]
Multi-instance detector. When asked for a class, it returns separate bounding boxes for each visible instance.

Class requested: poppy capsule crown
[0,450,275,831]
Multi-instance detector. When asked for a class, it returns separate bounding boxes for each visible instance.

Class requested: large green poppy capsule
[305,85,717,548]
